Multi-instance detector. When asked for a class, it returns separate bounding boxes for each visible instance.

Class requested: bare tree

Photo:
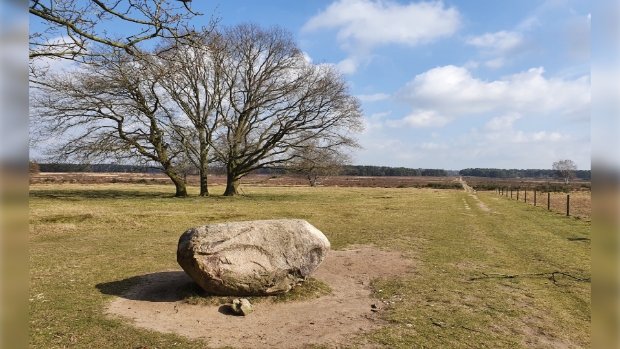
[29,0,216,80]
[30,49,190,197]
[30,23,365,197]
[553,159,578,185]
[287,139,354,186]
[209,24,364,196]
[151,31,225,196]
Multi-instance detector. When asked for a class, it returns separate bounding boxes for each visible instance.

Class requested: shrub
[426,182,462,189]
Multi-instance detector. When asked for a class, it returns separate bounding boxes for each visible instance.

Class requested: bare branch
[29,0,218,80]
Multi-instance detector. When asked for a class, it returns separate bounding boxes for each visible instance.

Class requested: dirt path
[106,245,415,348]
[458,177,491,212]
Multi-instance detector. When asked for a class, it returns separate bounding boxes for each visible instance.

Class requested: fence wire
[494,188,590,220]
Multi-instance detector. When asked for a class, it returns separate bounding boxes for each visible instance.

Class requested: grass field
[29,183,590,348]
[490,189,591,220]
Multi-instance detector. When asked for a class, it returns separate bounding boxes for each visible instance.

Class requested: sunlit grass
[29,183,590,348]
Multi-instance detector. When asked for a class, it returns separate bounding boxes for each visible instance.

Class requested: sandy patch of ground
[459,178,492,212]
[105,245,415,348]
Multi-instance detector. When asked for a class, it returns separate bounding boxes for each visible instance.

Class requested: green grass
[29,184,590,348]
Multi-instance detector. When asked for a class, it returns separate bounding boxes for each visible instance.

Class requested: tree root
[469,271,590,283]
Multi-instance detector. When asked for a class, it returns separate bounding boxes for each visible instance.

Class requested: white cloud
[395,65,590,119]
[466,31,524,52]
[376,139,403,150]
[362,111,391,132]
[420,142,448,150]
[336,57,359,74]
[484,58,506,69]
[355,110,589,168]
[481,112,571,145]
[369,111,391,120]
[302,52,313,64]
[437,111,590,168]
[463,60,479,69]
[303,0,461,48]
[484,112,521,131]
[516,16,542,32]
[357,93,390,102]
[512,131,566,143]
[304,0,460,73]
[385,109,451,128]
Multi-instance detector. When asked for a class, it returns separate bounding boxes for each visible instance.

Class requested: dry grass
[494,188,591,220]
[29,183,590,348]
[30,172,461,189]
[463,176,591,192]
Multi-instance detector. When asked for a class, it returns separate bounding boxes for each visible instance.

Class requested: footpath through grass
[29,184,590,348]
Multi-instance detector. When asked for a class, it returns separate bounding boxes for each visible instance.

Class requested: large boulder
[177,219,330,296]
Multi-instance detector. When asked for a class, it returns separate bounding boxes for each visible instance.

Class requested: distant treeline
[459,168,591,180]
[254,166,448,176]
[38,163,591,180]
[341,166,448,177]
[38,163,449,177]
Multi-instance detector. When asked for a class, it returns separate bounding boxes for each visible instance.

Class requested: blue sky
[30,0,591,170]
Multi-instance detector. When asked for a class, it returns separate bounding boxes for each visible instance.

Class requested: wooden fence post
[525,189,527,203]
[567,194,570,216]
[547,192,550,211]
[534,190,537,206]
[517,189,519,200]
[511,189,513,199]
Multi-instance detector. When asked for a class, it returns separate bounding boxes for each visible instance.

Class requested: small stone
[231,298,253,316]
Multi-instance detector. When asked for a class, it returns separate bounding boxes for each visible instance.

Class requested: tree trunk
[169,174,188,197]
[198,129,209,196]
[199,168,209,196]
[223,173,240,196]
[308,173,317,187]
[163,164,187,197]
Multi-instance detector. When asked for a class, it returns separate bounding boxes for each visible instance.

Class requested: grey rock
[231,298,253,316]
[177,219,330,296]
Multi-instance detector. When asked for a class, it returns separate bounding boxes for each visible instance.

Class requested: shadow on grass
[30,188,178,200]
[96,271,333,308]
[95,271,194,302]
[29,187,309,202]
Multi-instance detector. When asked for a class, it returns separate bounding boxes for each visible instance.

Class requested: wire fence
[495,187,590,220]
